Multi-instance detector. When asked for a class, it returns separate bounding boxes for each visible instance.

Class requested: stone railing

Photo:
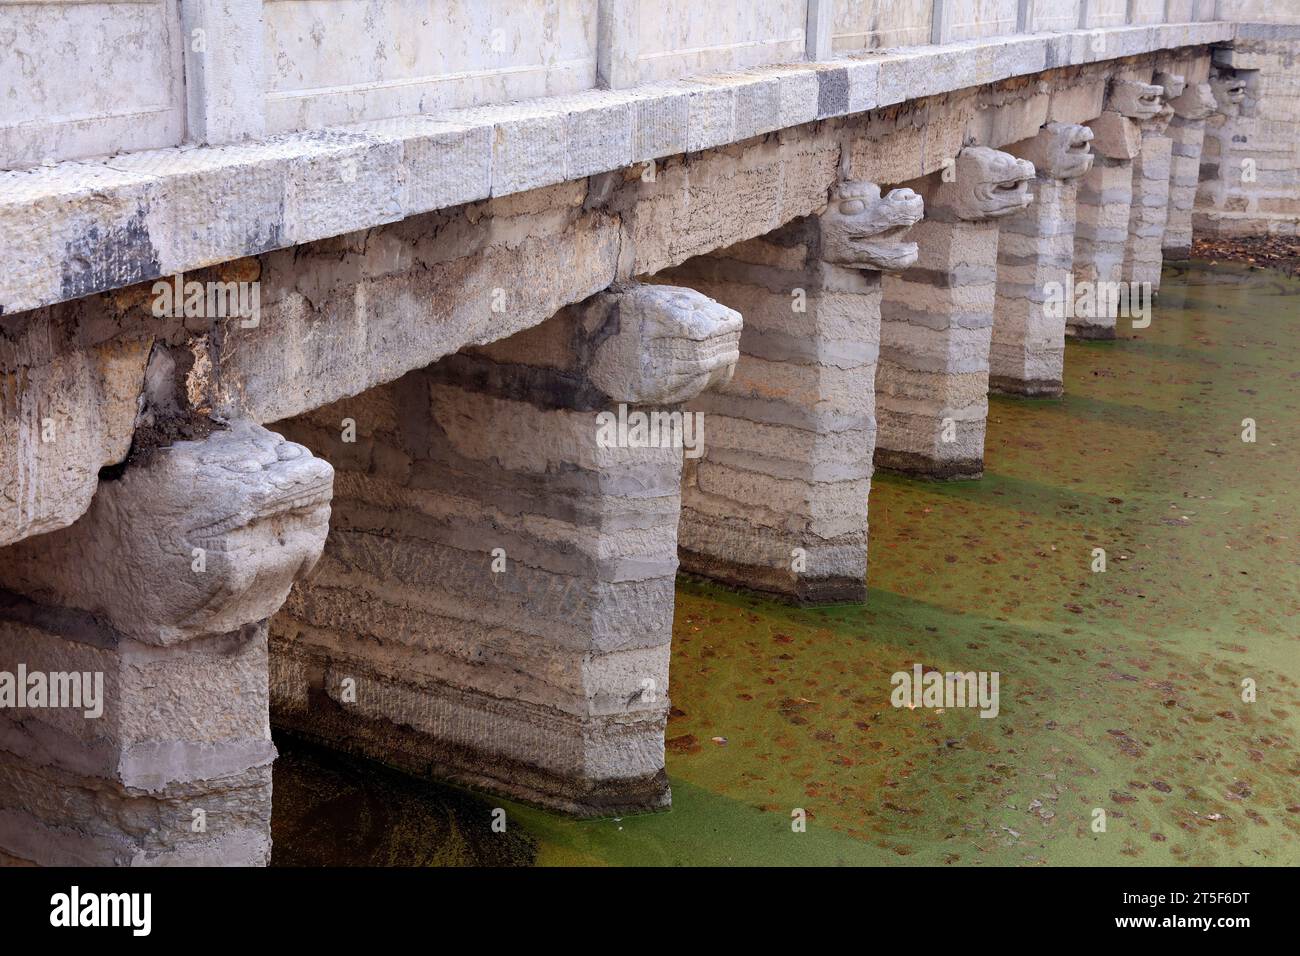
[1,16,1234,316]
[1,0,1229,173]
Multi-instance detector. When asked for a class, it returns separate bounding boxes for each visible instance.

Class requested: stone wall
[0,0,185,168]
[264,0,600,134]
[1194,24,1300,237]
[0,4,1239,170]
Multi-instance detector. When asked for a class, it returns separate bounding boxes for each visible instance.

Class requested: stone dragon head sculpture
[1107,79,1165,121]
[1167,81,1217,120]
[820,181,925,272]
[1210,72,1248,115]
[1154,71,1187,103]
[1014,123,1094,181]
[585,284,743,406]
[0,420,333,645]
[934,146,1035,221]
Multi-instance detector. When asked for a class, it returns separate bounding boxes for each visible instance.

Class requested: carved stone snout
[1107,80,1164,121]
[585,284,742,406]
[0,420,333,645]
[1167,81,1217,121]
[820,181,925,272]
[1014,123,1094,181]
[934,146,1035,221]
[1210,72,1248,114]
[1154,71,1187,102]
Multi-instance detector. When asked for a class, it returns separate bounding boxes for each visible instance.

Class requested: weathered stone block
[1072,156,1135,339]
[0,421,331,865]
[1,329,151,548]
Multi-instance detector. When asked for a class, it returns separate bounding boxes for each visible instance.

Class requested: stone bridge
[1,0,1297,864]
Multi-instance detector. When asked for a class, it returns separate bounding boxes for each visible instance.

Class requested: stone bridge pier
[1071,87,1146,338]
[991,123,1095,397]
[268,283,740,815]
[876,147,1034,480]
[1163,79,1220,259]
[1122,74,1180,291]
[1196,67,1255,235]
[656,181,922,604]
[0,422,332,865]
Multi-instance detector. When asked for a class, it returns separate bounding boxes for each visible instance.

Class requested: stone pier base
[1164,79,1218,259]
[877,148,1034,479]
[1072,158,1133,339]
[878,216,998,479]
[656,180,920,603]
[0,604,276,866]
[1164,115,1206,259]
[992,178,1077,396]
[662,245,878,603]
[1073,109,1142,339]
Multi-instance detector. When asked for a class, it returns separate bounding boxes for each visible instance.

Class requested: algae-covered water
[271,261,1300,867]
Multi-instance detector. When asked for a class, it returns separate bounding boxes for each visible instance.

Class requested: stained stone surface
[1164,82,1218,259]
[992,124,1094,397]
[0,421,332,865]
[269,284,739,816]
[0,322,151,548]
[877,148,1033,480]
[661,181,922,603]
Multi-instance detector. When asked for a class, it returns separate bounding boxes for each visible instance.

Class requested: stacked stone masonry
[991,123,1095,397]
[2,12,1298,864]
[876,147,1034,479]
[267,284,740,815]
[1123,76,1180,290]
[658,181,923,604]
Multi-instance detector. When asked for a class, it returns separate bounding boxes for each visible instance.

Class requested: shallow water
[271,261,1300,866]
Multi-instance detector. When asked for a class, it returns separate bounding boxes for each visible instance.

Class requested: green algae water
[270,261,1300,867]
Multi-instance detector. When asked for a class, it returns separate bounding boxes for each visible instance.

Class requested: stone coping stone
[0,21,1235,315]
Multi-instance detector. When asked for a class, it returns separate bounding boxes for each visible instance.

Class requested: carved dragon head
[1107,79,1165,121]
[1167,81,1217,120]
[820,181,925,272]
[587,284,742,406]
[936,146,1035,221]
[1016,123,1094,181]
[1210,72,1248,114]
[0,420,333,646]
[148,421,334,638]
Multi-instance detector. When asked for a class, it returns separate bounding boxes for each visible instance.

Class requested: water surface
[272,262,1300,866]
